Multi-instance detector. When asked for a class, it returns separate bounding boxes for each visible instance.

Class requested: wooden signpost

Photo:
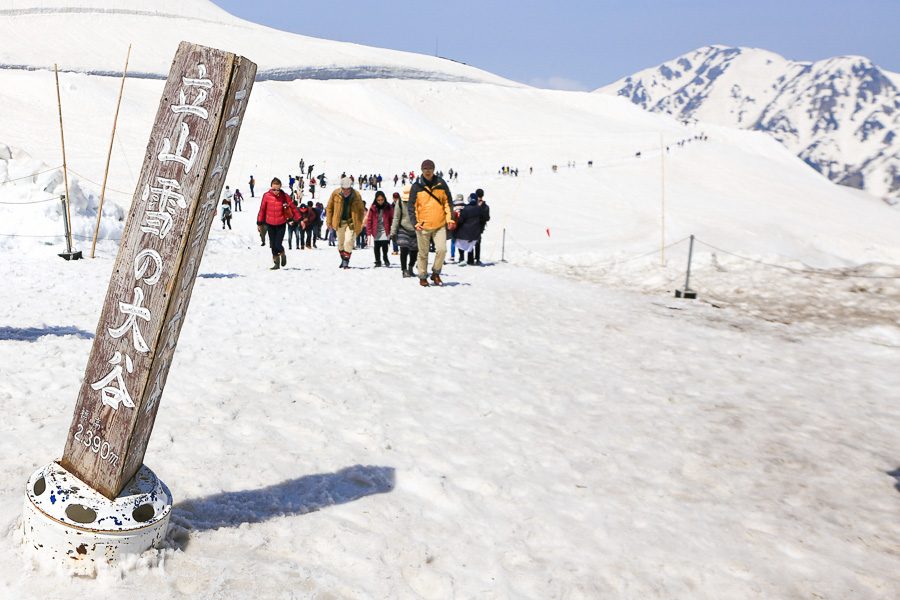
[59,42,257,500]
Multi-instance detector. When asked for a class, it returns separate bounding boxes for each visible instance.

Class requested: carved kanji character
[90,351,135,410]
[140,177,186,240]
[108,287,151,353]
[171,64,214,120]
[158,122,198,173]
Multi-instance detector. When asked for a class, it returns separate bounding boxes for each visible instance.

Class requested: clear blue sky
[211,0,900,90]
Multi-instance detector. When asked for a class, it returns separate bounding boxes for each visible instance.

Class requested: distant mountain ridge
[0,0,514,86]
[598,45,900,203]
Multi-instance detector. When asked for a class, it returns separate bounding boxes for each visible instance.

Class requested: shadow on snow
[0,325,93,342]
[888,468,900,494]
[168,465,395,547]
[198,273,243,279]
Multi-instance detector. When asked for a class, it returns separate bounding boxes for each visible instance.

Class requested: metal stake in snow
[675,234,698,300]
[57,194,81,261]
[22,42,256,575]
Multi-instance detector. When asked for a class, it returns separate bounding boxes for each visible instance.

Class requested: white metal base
[22,461,173,576]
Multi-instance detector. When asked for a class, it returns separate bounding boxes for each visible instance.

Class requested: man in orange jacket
[408,159,454,287]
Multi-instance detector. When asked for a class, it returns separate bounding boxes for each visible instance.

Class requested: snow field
[0,209,898,597]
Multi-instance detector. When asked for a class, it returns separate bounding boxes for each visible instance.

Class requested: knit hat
[421,159,435,170]
[454,194,465,207]
[340,177,352,189]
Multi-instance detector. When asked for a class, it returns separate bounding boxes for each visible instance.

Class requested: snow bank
[0,142,125,250]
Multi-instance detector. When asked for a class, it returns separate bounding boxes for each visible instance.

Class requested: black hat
[475,188,484,198]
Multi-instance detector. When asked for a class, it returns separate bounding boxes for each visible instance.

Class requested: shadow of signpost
[0,326,93,342]
[168,465,395,547]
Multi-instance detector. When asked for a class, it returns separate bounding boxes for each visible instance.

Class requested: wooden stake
[54,64,74,253]
[92,44,131,259]
[660,132,666,266]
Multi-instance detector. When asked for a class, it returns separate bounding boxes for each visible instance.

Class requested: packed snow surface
[1,221,899,598]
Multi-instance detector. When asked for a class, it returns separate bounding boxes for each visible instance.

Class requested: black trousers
[400,247,418,272]
[373,240,389,264]
[287,224,300,248]
[303,227,314,248]
[268,223,287,256]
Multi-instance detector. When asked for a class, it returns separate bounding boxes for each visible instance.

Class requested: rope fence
[0,166,64,185]
[497,229,900,284]
[0,195,61,205]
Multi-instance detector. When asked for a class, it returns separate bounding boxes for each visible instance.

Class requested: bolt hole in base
[65,504,97,524]
[33,477,46,496]
[132,504,155,523]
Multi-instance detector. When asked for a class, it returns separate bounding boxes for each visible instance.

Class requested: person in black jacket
[455,194,483,266]
[474,188,490,265]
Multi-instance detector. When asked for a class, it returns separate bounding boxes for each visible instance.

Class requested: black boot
[270,255,280,270]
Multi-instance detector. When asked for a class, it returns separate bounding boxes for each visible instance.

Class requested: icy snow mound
[0,0,515,85]
[0,143,124,250]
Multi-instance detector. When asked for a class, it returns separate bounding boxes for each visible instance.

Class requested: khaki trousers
[337,220,355,253]
[416,227,447,279]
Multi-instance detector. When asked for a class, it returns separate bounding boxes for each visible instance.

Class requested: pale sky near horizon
[211,0,900,90]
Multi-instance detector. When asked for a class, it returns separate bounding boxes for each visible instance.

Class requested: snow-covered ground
[0,0,899,597]
[1,213,898,598]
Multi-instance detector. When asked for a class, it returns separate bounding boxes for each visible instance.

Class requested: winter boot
[270,256,280,270]
[431,273,444,286]
[280,252,287,267]
[343,252,352,269]
[419,278,429,287]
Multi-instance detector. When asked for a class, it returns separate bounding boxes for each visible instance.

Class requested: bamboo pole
[91,44,131,258]
[660,132,666,266]
[54,64,74,253]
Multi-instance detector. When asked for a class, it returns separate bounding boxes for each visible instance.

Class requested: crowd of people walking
[243,159,490,286]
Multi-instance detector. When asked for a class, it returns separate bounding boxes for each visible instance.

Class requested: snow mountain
[0,0,513,85]
[598,45,900,203]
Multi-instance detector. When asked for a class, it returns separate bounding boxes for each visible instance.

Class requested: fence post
[58,194,82,260]
[675,234,696,299]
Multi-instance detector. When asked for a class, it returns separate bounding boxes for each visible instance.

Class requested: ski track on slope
[0,208,898,598]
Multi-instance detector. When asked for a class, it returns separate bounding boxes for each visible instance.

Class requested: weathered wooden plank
[60,42,256,499]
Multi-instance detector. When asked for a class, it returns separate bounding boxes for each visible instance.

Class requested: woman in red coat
[257,177,300,270]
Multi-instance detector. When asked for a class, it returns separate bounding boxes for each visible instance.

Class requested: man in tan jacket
[326,177,366,269]
[408,159,454,286]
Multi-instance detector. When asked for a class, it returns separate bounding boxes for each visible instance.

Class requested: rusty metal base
[21,461,172,576]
